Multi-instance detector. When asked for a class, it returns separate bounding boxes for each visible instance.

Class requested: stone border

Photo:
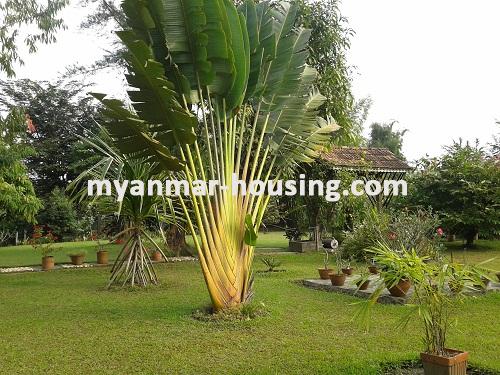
[301,275,500,305]
[0,256,198,274]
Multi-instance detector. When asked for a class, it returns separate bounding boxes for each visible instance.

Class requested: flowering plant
[28,226,58,257]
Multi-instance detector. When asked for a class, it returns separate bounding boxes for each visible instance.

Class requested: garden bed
[302,275,500,305]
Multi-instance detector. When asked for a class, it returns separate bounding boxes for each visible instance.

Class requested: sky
[3,0,500,162]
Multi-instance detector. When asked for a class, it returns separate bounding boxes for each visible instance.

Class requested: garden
[1,0,499,374]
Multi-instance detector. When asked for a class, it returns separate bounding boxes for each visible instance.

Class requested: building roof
[319,147,412,173]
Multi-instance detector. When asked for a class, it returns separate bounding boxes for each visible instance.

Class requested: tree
[0,0,68,77]
[69,128,178,287]
[404,140,500,246]
[368,121,407,160]
[96,0,337,310]
[0,79,101,196]
[0,109,43,227]
[76,0,363,146]
[296,0,362,146]
[36,187,80,241]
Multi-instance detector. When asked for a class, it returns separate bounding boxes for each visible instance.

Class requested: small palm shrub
[260,257,283,272]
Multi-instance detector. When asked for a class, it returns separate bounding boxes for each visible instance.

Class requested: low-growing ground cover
[0,250,498,374]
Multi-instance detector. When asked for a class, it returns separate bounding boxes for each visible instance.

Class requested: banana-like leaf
[91,93,185,171]
[118,30,198,146]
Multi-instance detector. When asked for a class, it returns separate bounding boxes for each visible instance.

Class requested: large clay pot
[357,280,370,290]
[318,268,333,280]
[421,349,468,375]
[387,279,411,297]
[329,273,346,286]
[151,250,163,262]
[42,256,55,271]
[70,254,85,265]
[341,267,354,276]
[97,250,109,265]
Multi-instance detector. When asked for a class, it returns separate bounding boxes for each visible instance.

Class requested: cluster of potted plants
[318,249,355,287]
[359,242,494,375]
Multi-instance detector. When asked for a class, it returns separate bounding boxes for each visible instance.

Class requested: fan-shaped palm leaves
[93,0,338,309]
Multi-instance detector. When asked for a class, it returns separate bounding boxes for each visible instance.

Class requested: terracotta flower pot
[421,349,468,375]
[341,267,354,276]
[368,266,378,274]
[70,254,85,265]
[151,250,163,262]
[356,280,370,290]
[42,256,54,271]
[97,250,109,265]
[329,273,346,286]
[387,279,411,297]
[318,268,333,280]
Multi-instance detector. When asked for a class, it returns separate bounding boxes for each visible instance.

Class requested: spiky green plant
[69,128,181,287]
[93,0,338,309]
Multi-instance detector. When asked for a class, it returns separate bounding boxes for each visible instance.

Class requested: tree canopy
[0,0,68,77]
[404,140,500,245]
[0,79,101,196]
[0,108,42,224]
[368,121,407,160]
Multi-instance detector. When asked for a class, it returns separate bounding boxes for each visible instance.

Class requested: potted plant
[329,250,346,286]
[368,243,427,297]
[318,249,333,279]
[355,270,371,291]
[151,249,163,262]
[368,258,379,274]
[68,251,86,265]
[358,246,486,375]
[95,238,109,265]
[341,256,354,276]
[28,226,58,271]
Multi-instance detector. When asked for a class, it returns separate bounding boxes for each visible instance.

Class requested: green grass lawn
[0,250,499,374]
[0,231,290,268]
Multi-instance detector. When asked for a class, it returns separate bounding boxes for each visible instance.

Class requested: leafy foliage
[296,0,362,146]
[0,0,68,76]
[368,121,407,160]
[36,187,80,241]
[404,140,500,245]
[0,108,42,224]
[260,256,283,272]
[0,80,102,196]
[359,243,493,356]
[282,164,366,241]
[27,225,58,257]
[341,208,442,260]
[69,127,181,287]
